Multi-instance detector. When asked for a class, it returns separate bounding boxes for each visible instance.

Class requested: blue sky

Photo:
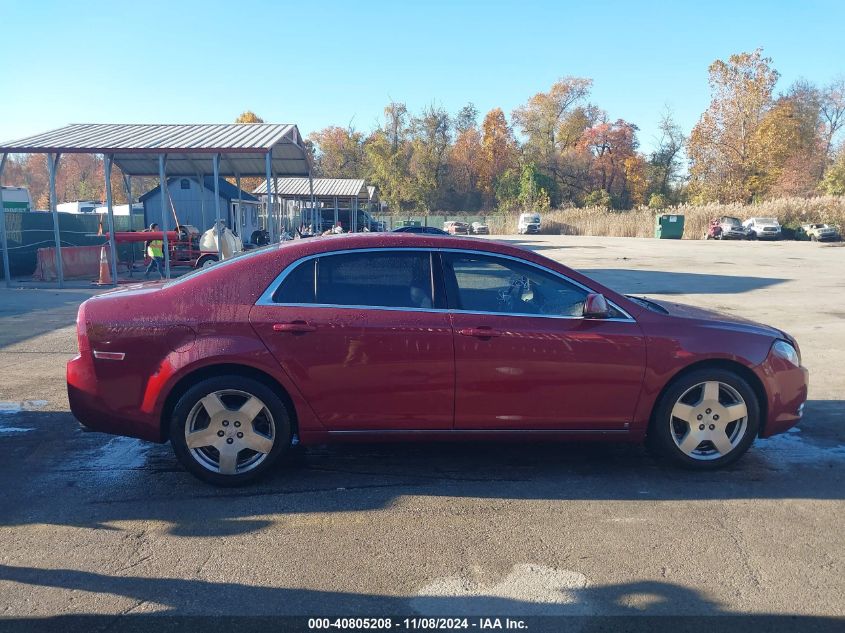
[1,0,843,154]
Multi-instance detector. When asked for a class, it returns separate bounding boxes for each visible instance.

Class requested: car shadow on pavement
[0,562,839,624]
[579,269,787,295]
[0,400,842,539]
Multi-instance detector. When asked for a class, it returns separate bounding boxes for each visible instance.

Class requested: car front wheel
[170,375,292,485]
[649,369,760,469]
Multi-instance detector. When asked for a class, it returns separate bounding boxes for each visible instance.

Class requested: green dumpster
[655,214,685,239]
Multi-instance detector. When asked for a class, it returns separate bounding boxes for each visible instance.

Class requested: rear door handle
[272,321,316,333]
[458,326,501,339]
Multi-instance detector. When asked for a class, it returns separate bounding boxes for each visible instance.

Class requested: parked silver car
[718,216,751,240]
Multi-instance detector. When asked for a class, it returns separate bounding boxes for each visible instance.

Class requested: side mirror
[583,293,610,319]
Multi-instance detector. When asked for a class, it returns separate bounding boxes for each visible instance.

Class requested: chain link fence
[373,213,504,232]
[0,210,146,279]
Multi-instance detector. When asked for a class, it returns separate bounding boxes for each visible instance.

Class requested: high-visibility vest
[147,240,163,258]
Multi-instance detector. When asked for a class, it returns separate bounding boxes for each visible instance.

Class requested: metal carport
[0,123,313,287]
[253,178,373,233]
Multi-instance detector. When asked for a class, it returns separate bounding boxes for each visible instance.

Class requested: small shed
[139,177,260,238]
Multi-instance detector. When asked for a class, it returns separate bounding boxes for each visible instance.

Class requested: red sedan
[67,234,808,485]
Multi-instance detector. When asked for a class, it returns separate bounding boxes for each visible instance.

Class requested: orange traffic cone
[97,245,112,285]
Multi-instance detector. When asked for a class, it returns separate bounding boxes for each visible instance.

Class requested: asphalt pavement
[0,236,842,626]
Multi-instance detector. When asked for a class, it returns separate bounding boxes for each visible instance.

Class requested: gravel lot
[0,236,842,624]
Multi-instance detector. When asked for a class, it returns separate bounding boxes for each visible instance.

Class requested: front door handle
[272,321,316,333]
[458,326,501,339]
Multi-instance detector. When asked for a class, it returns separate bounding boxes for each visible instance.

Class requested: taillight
[76,302,90,353]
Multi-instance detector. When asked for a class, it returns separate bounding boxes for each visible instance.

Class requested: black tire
[196,254,219,269]
[170,375,292,486]
[648,368,760,470]
[748,231,757,240]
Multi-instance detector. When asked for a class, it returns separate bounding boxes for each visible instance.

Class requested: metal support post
[0,153,11,287]
[48,153,64,288]
[158,155,171,279]
[213,154,222,260]
[103,155,119,285]
[264,151,274,243]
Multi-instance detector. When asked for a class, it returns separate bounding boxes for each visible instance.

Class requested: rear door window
[273,250,435,310]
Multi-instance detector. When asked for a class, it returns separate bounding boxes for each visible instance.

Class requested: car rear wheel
[170,375,291,485]
[649,369,760,469]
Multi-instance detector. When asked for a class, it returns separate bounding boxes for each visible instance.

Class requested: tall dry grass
[488,196,845,239]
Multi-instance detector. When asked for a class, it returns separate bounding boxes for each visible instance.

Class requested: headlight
[772,340,800,366]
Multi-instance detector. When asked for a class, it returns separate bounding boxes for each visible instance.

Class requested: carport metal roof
[254,177,367,199]
[0,122,314,288]
[0,123,312,176]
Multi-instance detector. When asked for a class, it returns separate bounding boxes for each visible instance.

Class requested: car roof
[267,232,536,262]
[179,232,639,319]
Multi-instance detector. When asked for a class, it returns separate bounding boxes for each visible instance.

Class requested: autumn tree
[364,102,415,212]
[819,78,845,173]
[235,111,264,124]
[478,108,518,207]
[688,49,779,202]
[231,111,266,193]
[454,103,479,135]
[512,77,593,205]
[754,83,826,197]
[577,118,639,207]
[448,120,483,210]
[648,108,686,202]
[821,146,845,195]
[309,126,365,178]
[408,105,452,211]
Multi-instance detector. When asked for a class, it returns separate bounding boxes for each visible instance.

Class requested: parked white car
[743,217,782,240]
[517,213,541,235]
[470,221,490,235]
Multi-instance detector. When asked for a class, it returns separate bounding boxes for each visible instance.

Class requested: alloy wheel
[184,389,276,475]
[669,381,748,461]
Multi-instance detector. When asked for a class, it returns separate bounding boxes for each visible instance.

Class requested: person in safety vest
[144,223,164,279]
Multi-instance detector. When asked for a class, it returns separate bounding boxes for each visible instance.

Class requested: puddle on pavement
[89,436,153,471]
[756,427,845,466]
[0,400,48,415]
[0,400,48,434]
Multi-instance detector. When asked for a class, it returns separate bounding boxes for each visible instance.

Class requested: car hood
[647,298,783,338]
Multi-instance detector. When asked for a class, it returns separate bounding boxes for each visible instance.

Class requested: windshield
[722,217,741,226]
[756,218,778,224]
